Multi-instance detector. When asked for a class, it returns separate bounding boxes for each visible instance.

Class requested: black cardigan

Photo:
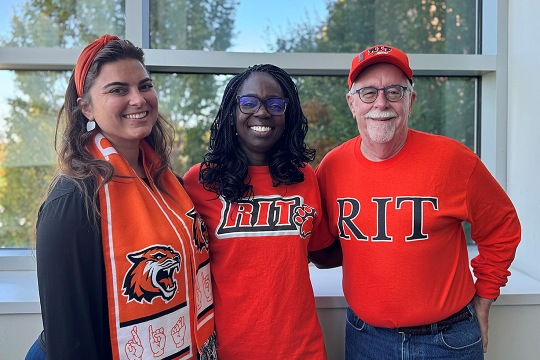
[35,177,112,359]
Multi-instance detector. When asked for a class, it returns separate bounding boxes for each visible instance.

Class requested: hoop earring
[86,120,96,132]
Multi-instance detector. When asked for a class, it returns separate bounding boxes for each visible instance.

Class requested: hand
[148,324,166,357]
[308,239,342,269]
[125,326,144,360]
[196,284,202,310]
[202,273,212,301]
[472,295,494,353]
[171,316,187,348]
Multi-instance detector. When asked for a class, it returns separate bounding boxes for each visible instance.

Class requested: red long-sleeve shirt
[315,129,520,328]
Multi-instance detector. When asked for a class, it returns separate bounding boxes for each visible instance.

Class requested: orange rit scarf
[87,132,216,359]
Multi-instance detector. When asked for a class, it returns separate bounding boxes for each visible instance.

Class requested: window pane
[0,0,125,47]
[409,77,477,152]
[151,73,230,174]
[150,0,477,54]
[0,70,66,248]
[149,0,236,51]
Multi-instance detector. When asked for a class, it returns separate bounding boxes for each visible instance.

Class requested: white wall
[506,0,540,280]
[3,305,540,359]
[0,313,42,360]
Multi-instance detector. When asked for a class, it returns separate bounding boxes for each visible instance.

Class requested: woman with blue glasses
[183,64,337,359]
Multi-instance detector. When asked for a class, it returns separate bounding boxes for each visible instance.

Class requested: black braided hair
[199,64,315,203]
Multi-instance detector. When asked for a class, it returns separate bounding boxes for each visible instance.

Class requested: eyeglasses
[236,96,289,116]
[350,85,410,103]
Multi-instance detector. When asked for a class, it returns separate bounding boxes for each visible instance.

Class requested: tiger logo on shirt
[122,245,181,303]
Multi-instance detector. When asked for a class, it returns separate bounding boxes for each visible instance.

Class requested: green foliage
[0,166,52,248]
[0,69,67,248]
[4,0,125,47]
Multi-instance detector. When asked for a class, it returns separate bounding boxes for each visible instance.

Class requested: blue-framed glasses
[350,85,410,103]
[236,95,289,116]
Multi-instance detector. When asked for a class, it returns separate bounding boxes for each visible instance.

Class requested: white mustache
[364,109,398,120]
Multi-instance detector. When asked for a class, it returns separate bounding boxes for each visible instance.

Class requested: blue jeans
[25,335,46,360]
[345,304,484,359]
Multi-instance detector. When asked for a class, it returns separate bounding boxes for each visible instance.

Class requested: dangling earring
[86,120,96,132]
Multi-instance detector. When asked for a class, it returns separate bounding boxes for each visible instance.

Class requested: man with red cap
[312,44,521,359]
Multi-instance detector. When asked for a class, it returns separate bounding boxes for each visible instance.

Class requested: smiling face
[235,72,286,165]
[80,58,158,150]
[346,63,416,159]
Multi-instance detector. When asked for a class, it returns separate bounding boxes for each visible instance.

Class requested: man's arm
[308,239,342,269]
[466,159,520,354]
[472,295,495,353]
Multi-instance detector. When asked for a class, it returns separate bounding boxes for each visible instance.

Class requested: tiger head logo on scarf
[122,245,182,304]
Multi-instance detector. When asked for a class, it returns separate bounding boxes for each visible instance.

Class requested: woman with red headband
[25,35,216,360]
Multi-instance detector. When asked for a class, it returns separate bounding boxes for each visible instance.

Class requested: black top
[35,177,112,359]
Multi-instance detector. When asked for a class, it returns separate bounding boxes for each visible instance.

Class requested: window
[0,70,67,248]
[0,0,488,249]
[149,0,477,54]
[0,0,125,48]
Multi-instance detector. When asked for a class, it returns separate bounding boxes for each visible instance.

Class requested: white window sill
[2,249,540,315]
[0,249,39,314]
[309,265,540,309]
[310,246,540,308]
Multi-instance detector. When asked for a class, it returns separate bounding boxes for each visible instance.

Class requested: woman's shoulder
[183,163,212,198]
[299,163,316,177]
[182,163,202,186]
[37,176,99,249]
[45,176,85,201]
[41,176,96,214]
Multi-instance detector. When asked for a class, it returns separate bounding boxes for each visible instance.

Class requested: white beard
[365,119,396,143]
[363,108,399,143]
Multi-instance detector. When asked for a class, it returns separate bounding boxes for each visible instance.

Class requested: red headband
[74,34,121,97]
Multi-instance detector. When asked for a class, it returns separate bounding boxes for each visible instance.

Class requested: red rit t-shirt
[184,165,331,360]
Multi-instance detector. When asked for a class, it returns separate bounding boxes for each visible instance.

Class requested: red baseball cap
[348,44,413,88]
